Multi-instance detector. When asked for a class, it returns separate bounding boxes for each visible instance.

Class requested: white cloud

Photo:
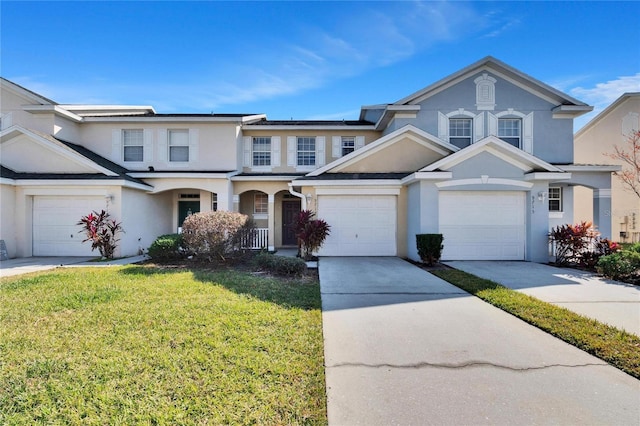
[571,73,640,131]
[571,73,640,106]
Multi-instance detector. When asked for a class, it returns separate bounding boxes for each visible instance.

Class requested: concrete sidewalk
[446,261,640,336]
[0,255,148,278]
[320,257,639,425]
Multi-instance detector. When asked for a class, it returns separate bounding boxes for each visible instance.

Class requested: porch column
[232,194,240,212]
[267,194,275,251]
[593,189,612,239]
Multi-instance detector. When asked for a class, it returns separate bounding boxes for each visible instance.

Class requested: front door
[178,201,200,228]
[282,200,301,246]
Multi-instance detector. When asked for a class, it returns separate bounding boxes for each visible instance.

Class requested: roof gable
[0,77,57,105]
[421,136,563,173]
[0,126,118,175]
[308,125,458,176]
[575,92,640,138]
[396,56,590,109]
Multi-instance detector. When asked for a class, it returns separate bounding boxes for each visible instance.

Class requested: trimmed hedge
[254,252,307,277]
[148,234,183,261]
[416,234,444,265]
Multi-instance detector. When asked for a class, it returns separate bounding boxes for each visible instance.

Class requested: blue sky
[2,1,639,130]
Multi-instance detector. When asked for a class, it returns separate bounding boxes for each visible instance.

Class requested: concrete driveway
[320,257,639,425]
[447,261,640,336]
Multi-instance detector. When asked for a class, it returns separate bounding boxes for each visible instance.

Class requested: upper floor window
[169,129,189,162]
[252,137,271,167]
[123,129,144,162]
[498,118,521,148]
[297,137,316,166]
[254,192,268,214]
[449,118,472,148]
[549,187,562,212]
[341,136,355,156]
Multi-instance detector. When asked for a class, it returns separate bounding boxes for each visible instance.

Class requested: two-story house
[0,57,618,262]
[574,92,640,243]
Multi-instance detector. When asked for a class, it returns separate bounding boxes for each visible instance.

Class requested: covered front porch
[231,179,304,251]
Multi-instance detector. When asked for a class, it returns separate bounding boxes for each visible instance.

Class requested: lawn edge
[431,268,640,380]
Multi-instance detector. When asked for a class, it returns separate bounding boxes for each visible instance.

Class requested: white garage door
[317,195,396,256]
[33,196,106,256]
[439,191,525,260]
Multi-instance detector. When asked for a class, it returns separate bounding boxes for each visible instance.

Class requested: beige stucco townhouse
[574,92,640,243]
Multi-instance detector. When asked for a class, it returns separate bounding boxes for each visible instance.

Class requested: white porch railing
[243,228,269,250]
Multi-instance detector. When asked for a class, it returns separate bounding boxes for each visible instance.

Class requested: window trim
[168,129,190,162]
[498,117,522,148]
[253,192,268,215]
[449,117,473,148]
[252,136,272,168]
[341,136,355,157]
[548,187,563,212]
[296,136,316,167]
[122,129,144,162]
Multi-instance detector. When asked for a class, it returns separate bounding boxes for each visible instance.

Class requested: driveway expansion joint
[326,361,609,372]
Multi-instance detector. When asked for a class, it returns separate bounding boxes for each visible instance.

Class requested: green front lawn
[0,266,327,425]
[432,269,640,379]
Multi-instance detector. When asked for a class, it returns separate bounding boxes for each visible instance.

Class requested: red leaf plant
[77,210,124,259]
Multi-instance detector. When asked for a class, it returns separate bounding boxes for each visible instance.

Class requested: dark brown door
[282,200,301,245]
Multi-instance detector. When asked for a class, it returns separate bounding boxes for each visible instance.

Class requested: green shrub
[596,251,640,281]
[627,242,640,253]
[148,234,183,261]
[416,234,444,265]
[254,252,307,276]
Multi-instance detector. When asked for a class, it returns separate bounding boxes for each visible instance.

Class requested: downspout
[288,182,307,210]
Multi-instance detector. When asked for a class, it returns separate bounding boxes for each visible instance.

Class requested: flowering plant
[77,210,124,259]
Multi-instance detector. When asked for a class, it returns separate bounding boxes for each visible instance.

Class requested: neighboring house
[0,57,618,262]
[574,93,640,243]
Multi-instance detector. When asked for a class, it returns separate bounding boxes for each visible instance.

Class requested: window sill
[251,166,273,172]
[296,166,316,172]
[253,213,268,220]
[549,211,564,219]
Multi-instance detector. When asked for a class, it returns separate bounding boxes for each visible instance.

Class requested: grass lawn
[432,269,640,379]
[0,265,327,425]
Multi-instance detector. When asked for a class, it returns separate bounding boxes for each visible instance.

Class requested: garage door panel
[318,195,396,256]
[33,196,105,256]
[439,191,525,260]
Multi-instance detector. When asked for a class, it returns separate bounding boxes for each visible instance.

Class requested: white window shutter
[243,136,252,167]
[332,136,341,158]
[112,129,122,160]
[189,129,199,162]
[271,136,281,167]
[157,129,167,163]
[316,136,325,166]
[355,136,365,150]
[523,112,534,153]
[487,113,498,136]
[189,129,199,161]
[438,112,448,141]
[143,129,153,162]
[287,136,296,166]
[474,112,484,142]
